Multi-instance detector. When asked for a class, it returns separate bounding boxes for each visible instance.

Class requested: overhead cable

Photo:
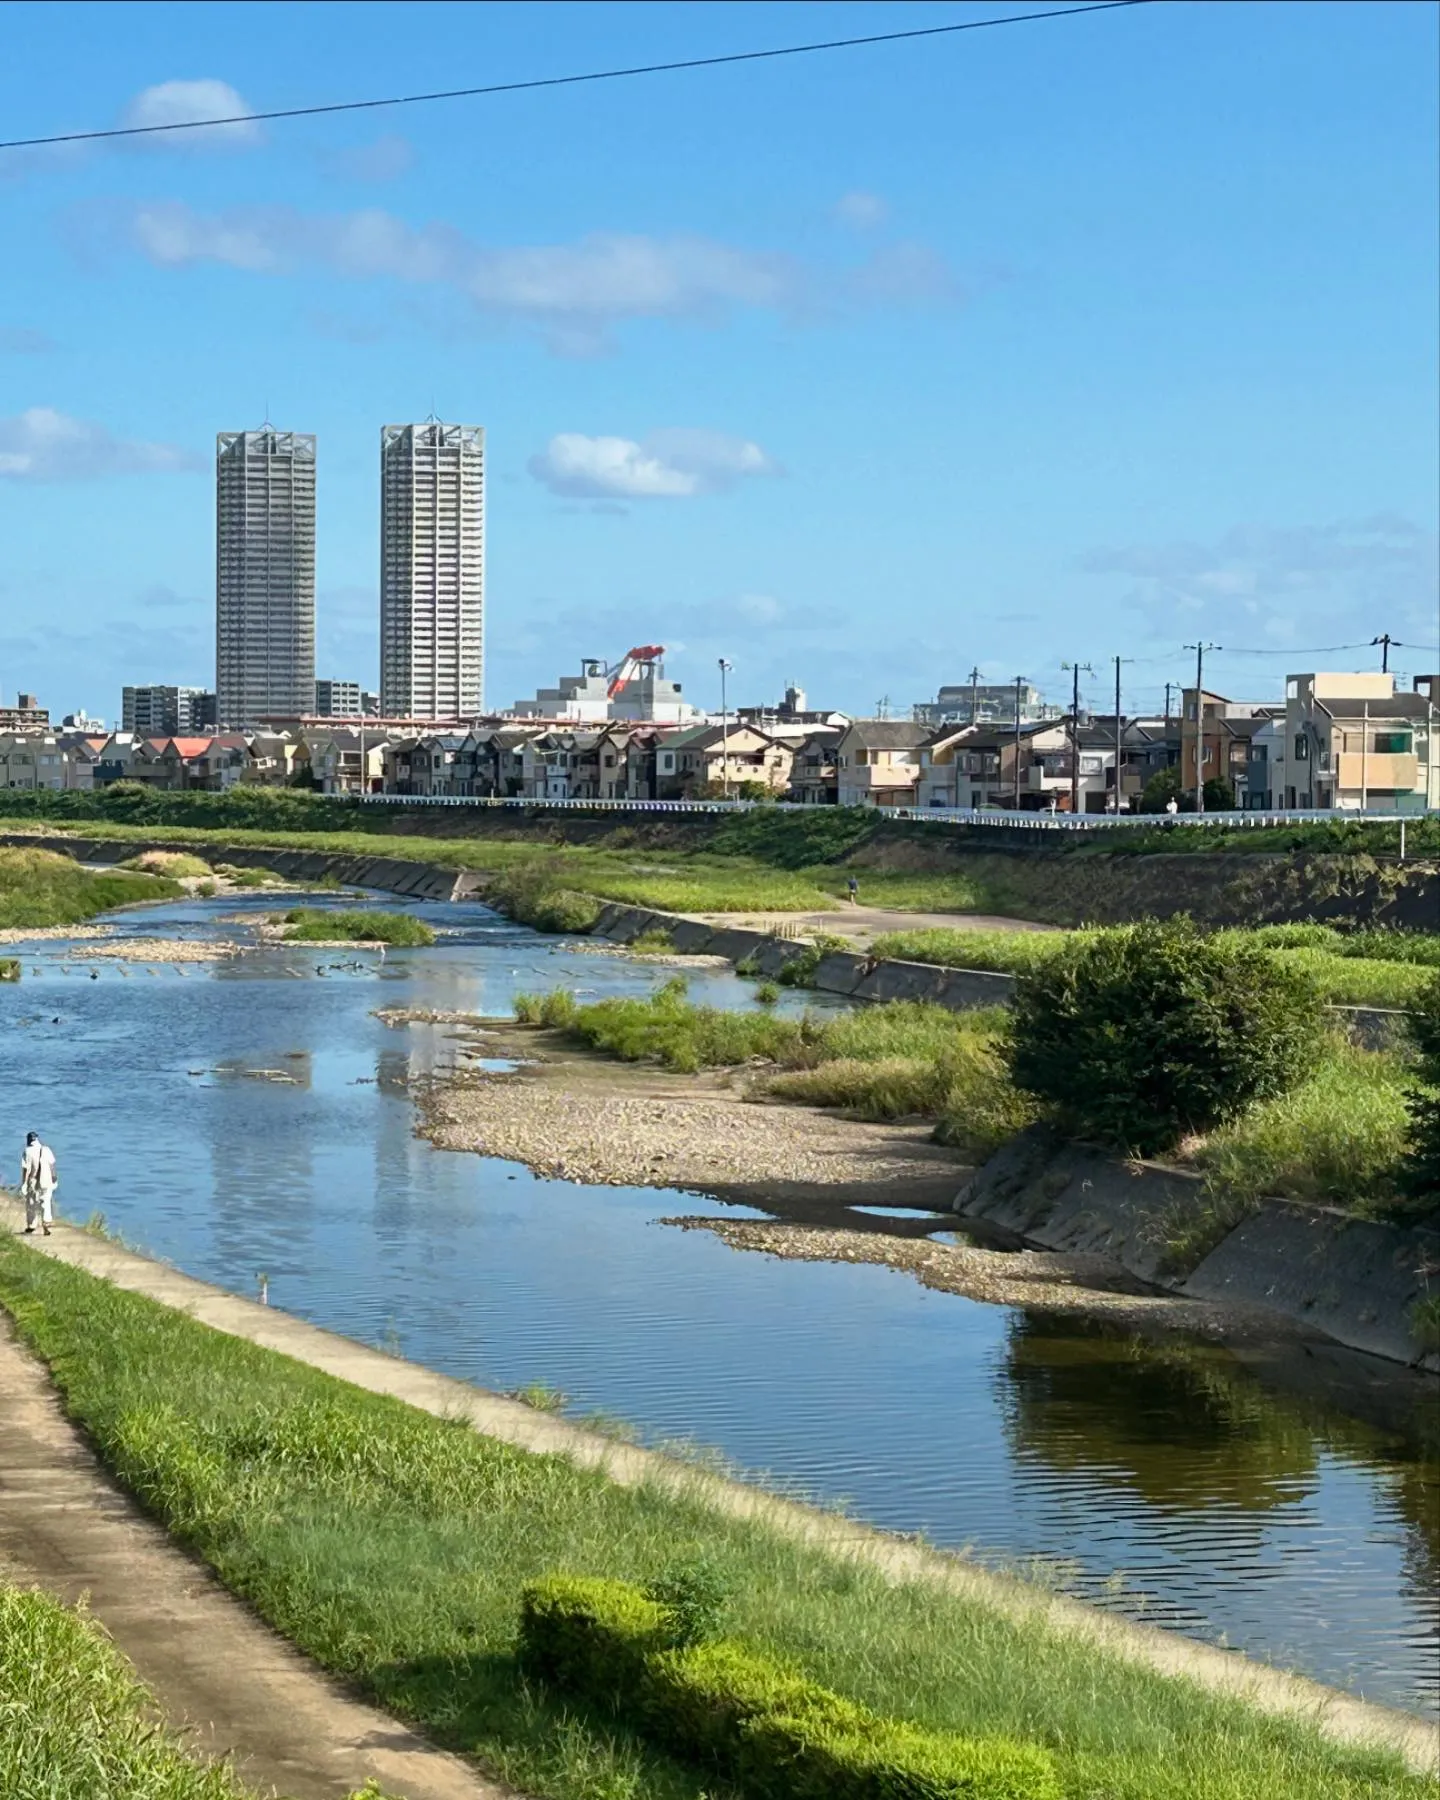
[0,2,1152,151]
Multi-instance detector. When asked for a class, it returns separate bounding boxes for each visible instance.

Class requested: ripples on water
[3,891,1436,1715]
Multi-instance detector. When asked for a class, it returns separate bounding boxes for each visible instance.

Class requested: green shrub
[281,909,435,946]
[754,980,781,1006]
[518,1575,1062,1800]
[513,988,581,1028]
[1398,973,1440,1206]
[645,1554,732,1646]
[777,933,850,987]
[486,860,604,934]
[0,957,18,982]
[1008,920,1325,1155]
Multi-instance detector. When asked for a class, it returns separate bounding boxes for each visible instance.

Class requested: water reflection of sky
[2,892,1436,1716]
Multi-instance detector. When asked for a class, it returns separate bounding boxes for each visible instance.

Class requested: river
[2,888,1436,1717]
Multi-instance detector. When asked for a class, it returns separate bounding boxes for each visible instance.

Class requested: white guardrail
[355,794,1435,831]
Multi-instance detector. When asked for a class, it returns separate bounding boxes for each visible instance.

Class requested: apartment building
[122,685,216,736]
[216,429,317,725]
[313,679,363,717]
[380,421,485,718]
[1284,672,1439,812]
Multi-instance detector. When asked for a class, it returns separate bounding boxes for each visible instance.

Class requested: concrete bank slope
[956,1128,1440,1374]
[2,1205,1434,1776]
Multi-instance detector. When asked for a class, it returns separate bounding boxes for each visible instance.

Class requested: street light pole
[718,658,733,801]
[1012,676,1025,810]
[1061,660,1094,816]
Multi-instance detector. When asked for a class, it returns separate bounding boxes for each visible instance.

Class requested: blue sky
[1,0,1436,724]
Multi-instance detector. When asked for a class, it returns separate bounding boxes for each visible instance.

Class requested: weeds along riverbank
[512,947,1439,1250]
[0,845,180,931]
[0,1241,1430,1800]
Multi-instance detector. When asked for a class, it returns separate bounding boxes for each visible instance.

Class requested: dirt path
[688,904,1055,947]
[2,1200,1433,1776]
[0,1279,518,1800]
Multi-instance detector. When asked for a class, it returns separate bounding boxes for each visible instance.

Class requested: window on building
[854,749,868,765]
[1293,736,1309,760]
[1374,731,1412,754]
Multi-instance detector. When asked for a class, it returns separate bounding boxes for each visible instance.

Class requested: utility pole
[1111,656,1132,813]
[1061,660,1093,816]
[1012,676,1026,810]
[1371,633,1394,674]
[717,658,733,801]
[968,664,981,728]
[1182,642,1220,813]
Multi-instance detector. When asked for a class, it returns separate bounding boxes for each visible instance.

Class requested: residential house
[1180,691,1282,808]
[128,735,220,792]
[1244,718,1287,811]
[834,721,928,808]
[655,724,793,799]
[1284,672,1440,812]
[0,731,90,791]
[242,732,302,787]
[787,728,843,805]
[381,737,423,795]
[295,728,383,796]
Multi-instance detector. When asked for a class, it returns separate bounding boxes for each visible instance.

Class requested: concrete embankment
[955,1128,1440,1374]
[3,1199,1434,1775]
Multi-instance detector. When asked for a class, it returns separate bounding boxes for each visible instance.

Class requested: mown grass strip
[0,1584,253,1800]
[0,1240,1427,1800]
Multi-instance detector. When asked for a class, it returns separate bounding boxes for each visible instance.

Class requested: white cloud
[1080,516,1440,653]
[110,201,963,352]
[0,408,199,481]
[833,190,889,229]
[528,429,778,500]
[121,79,261,149]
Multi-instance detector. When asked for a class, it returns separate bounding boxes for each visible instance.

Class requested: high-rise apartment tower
[215,429,316,725]
[379,421,484,718]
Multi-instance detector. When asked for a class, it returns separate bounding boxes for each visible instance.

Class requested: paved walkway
[0,1215,519,1800]
[689,905,1056,946]
[0,1201,1434,1778]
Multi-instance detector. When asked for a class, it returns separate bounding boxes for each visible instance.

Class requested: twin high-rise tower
[215,420,485,726]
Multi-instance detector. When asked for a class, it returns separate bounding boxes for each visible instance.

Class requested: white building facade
[215,430,316,726]
[380,422,485,719]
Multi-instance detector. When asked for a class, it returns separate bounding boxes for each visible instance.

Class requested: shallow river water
[3,890,1436,1715]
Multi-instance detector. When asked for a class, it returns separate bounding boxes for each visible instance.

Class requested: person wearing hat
[19,1132,57,1236]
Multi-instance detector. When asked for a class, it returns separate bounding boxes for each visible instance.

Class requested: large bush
[1398,973,1440,1206]
[1008,920,1324,1154]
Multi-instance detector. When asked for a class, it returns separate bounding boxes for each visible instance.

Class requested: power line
[0,1,1152,152]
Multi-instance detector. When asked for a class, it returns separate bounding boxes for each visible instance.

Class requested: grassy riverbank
[0,1242,1427,1800]
[871,924,1440,1009]
[514,981,1426,1222]
[0,1584,252,1799]
[6,811,1437,933]
[0,845,180,931]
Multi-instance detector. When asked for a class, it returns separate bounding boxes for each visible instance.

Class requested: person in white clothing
[20,1131,57,1236]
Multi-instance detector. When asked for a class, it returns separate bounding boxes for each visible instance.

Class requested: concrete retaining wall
[955,1126,1440,1372]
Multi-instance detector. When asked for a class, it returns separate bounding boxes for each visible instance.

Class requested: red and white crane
[605,645,666,698]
